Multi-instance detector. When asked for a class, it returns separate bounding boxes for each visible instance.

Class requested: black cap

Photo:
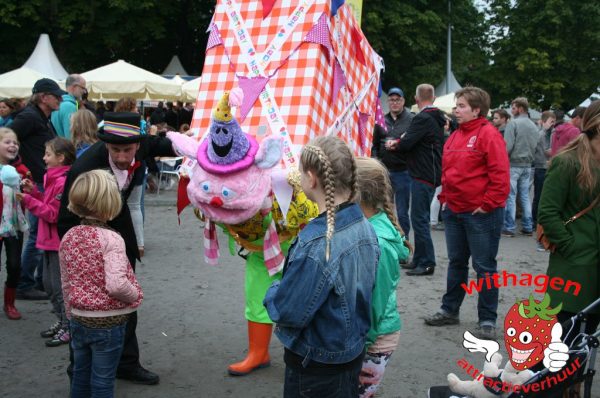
[31,78,66,97]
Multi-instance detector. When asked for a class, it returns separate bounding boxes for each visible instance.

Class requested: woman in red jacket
[424,87,510,340]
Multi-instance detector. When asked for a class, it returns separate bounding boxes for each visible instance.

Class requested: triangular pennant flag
[331,0,345,17]
[176,176,191,223]
[358,111,370,154]
[350,26,366,66]
[332,57,346,103]
[304,13,332,55]
[261,0,276,19]
[206,24,223,51]
[237,76,270,122]
[375,98,387,132]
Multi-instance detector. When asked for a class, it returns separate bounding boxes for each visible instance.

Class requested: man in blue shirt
[51,74,86,139]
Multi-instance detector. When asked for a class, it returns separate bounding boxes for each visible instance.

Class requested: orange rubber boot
[4,284,22,320]
[227,321,272,376]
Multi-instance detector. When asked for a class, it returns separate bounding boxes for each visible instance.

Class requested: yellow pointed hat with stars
[212,91,233,122]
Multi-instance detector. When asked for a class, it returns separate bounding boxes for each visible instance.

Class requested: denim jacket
[264,203,380,366]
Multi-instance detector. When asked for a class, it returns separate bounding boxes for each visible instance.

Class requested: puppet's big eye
[519,331,532,344]
[507,327,516,337]
[200,181,211,193]
[221,186,237,200]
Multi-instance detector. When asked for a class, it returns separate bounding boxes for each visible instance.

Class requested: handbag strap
[564,195,600,225]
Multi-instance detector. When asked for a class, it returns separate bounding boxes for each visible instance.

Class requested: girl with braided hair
[355,157,410,398]
[264,136,380,397]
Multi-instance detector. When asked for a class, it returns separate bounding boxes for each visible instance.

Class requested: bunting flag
[358,111,370,153]
[304,13,332,56]
[331,0,345,17]
[237,76,270,123]
[332,57,346,103]
[350,26,366,66]
[375,98,387,132]
[263,218,285,276]
[261,0,277,19]
[206,24,223,51]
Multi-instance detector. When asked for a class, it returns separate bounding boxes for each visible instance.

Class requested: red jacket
[439,117,510,213]
[22,165,70,251]
[550,122,580,156]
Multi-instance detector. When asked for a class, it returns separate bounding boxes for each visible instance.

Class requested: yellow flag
[346,0,363,25]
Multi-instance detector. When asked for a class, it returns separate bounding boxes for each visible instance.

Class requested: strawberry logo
[504,293,562,371]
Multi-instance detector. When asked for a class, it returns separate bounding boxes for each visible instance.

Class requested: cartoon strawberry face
[504,293,562,371]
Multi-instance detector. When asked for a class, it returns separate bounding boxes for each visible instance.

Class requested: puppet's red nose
[209,197,224,207]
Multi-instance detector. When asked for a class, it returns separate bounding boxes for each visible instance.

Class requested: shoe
[16,288,48,300]
[400,261,417,270]
[473,325,497,340]
[406,265,435,276]
[45,328,70,347]
[117,366,160,385]
[501,230,515,237]
[536,242,547,252]
[424,312,459,326]
[520,229,533,236]
[4,285,22,320]
[228,321,272,376]
[41,321,62,338]
[431,223,445,231]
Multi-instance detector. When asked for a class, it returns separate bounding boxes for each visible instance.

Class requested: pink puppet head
[166,91,282,225]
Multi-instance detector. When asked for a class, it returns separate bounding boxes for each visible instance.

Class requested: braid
[348,155,359,202]
[303,145,336,261]
[382,193,413,253]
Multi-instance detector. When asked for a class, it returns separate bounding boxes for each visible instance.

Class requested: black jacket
[57,136,176,267]
[371,110,414,172]
[10,104,58,183]
[397,107,446,186]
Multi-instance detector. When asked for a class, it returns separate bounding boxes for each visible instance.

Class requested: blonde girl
[70,109,98,157]
[355,157,410,398]
[0,128,29,319]
[264,136,380,398]
[60,170,143,398]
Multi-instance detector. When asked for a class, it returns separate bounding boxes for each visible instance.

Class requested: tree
[483,0,600,110]
[362,0,489,101]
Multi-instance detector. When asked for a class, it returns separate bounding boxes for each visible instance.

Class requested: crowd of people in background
[0,75,598,398]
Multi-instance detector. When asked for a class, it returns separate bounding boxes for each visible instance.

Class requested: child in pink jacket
[60,169,143,398]
[17,137,76,347]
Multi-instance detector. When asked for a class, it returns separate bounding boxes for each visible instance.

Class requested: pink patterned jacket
[59,225,143,318]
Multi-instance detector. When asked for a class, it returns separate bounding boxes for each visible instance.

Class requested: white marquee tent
[182,76,202,102]
[23,34,68,80]
[0,67,50,98]
[81,60,182,101]
[162,55,189,77]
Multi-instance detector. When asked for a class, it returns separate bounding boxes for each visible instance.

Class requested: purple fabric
[197,133,259,175]
[206,23,223,51]
[375,97,387,132]
[358,111,370,154]
[333,57,346,102]
[206,119,250,166]
[305,13,332,55]
[238,76,270,122]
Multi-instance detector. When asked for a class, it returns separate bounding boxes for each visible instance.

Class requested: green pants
[244,241,289,323]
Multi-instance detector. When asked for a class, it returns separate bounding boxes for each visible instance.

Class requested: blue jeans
[18,182,44,291]
[440,207,504,326]
[504,166,533,233]
[410,179,436,268]
[283,362,361,398]
[532,168,546,228]
[388,170,411,237]
[70,319,127,398]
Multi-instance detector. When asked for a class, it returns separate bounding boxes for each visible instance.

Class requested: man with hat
[11,78,66,300]
[371,87,414,240]
[58,111,178,385]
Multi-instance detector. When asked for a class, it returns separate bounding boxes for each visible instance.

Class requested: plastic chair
[156,156,183,195]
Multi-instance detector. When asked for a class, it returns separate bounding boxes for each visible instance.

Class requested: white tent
[81,60,182,101]
[23,34,68,80]
[410,92,456,114]
[0,67,51,98]
[162,55,189,77]
[435,71,462,97]
[182,76,202,102]
[170,74,186,86]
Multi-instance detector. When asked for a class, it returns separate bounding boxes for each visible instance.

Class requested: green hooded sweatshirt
[366,211,410,347]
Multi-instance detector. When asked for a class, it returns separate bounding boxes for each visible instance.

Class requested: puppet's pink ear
[167,131,200,159]
[255,136,282,169]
